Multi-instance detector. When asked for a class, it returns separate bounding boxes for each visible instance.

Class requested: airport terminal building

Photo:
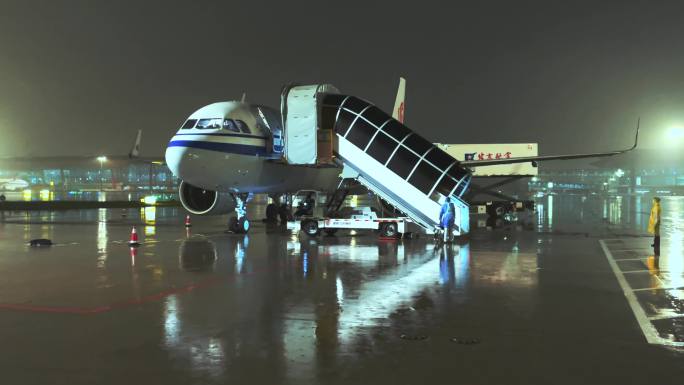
[0,159,175,194]
[2,149,682,199]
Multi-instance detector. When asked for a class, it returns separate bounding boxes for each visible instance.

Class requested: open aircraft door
[280,84,339,165]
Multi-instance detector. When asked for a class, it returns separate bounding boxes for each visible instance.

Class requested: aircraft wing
[460,122,639,168]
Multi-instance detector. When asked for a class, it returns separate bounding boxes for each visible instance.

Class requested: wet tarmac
[1,195,683,384]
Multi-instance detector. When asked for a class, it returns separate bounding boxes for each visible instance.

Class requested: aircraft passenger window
[408,160,442,194]
[387,146,419,179]
[222,119,239,132]
[362,106,390,127]
[197,118,223,129]
[366,132,398,164]
[403,134,433,157]
[345,118,377,149]
[342,96,369,114]
[181,119,197,129]
[381,120,411,141]
[335,109,357,136]
[433,175,457,198]
[424,148,455,171]
[235,119,251,134]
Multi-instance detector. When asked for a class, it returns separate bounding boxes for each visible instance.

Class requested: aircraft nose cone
[165,145,184,178]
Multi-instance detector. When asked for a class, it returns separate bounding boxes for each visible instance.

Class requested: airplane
[165,79,639,234]
[0,178,29,191]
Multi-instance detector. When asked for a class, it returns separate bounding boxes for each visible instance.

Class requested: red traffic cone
[128,226,141,247]
[184,215,192,227]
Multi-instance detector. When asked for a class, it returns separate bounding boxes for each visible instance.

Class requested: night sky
[1,0,683,159]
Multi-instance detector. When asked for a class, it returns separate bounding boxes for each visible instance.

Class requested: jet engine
[178,181,236,215]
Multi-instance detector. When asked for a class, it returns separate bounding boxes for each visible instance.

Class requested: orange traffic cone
[184,215,192,227]
[128,226,141,247]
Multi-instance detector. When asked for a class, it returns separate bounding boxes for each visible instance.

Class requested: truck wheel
[488,204,506,217]
[324,228,338,236]
[302,220,320,237]
[495,205,505,216]
[380,222,398,238]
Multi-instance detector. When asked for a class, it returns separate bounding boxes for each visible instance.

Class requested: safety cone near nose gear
[128,227,141,247]
[184,215,192,227]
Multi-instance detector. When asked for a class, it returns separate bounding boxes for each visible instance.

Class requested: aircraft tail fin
[128,129,142,158]
[392,77,406,123]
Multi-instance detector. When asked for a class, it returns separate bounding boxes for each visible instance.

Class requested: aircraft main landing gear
[229,193,252,233]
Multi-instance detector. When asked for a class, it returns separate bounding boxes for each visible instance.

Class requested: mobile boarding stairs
[279,84,471,237]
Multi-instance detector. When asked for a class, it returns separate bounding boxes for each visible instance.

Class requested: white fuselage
[165,101,340,194]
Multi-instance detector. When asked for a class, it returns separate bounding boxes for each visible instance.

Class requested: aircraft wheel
[238,217,250,233]
[302,220,320,237]
[324,228,338,236]
[380,222,398,238]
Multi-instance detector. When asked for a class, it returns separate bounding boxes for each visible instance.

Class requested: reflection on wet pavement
[0,194,683,384]
[600,197,684,347]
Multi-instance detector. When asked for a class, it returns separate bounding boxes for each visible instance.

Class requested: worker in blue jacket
[439,197,456,243]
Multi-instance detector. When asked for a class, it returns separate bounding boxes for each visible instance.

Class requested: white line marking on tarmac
[608,248,652,252]
[613,258,648,261]
[648,314,684,321]
[632,286,684,292]
[599,240,684,347]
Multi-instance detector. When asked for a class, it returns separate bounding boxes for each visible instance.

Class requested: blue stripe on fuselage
[168,140,269,156]
[174,132,268,139]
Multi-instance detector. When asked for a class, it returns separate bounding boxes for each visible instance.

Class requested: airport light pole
[97,156,107,191]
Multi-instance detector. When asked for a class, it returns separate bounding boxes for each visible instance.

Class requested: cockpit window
[235,119,250,134]
[196,118,222,129]
[181,119,197,129]
[222,119,239,132]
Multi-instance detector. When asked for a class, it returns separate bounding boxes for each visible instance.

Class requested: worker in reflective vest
[440,197,456,243]
[648,197,661,255]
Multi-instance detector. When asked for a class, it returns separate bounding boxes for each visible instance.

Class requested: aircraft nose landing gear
[228,193,252,233]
